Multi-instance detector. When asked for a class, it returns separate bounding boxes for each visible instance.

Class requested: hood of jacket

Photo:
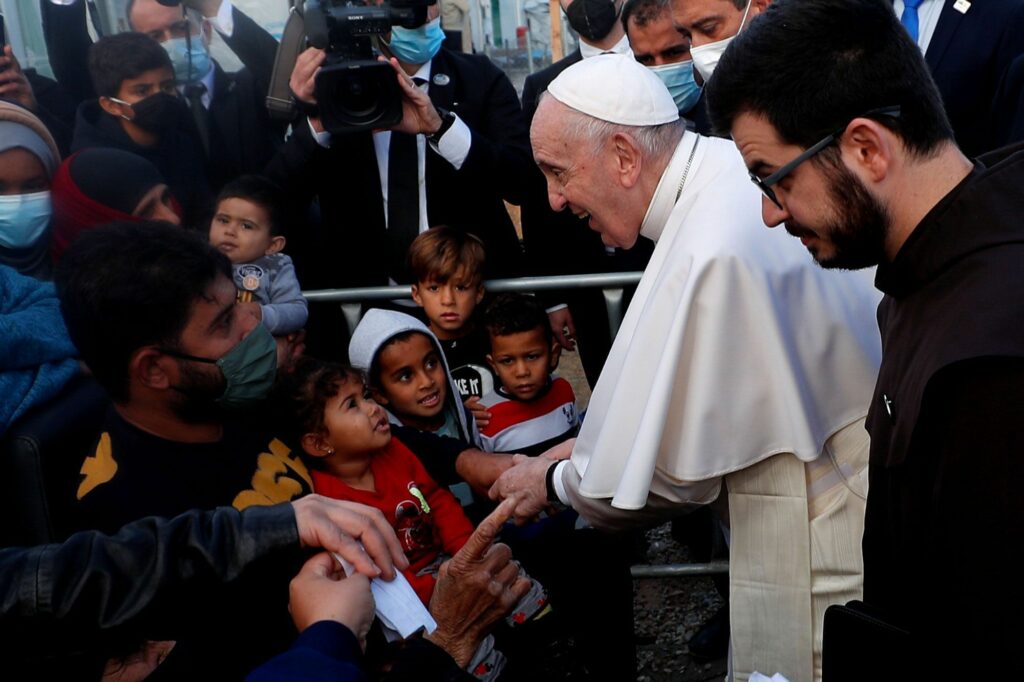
[349,308,478,445]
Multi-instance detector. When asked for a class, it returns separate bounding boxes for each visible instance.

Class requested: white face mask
[689,0,753,83]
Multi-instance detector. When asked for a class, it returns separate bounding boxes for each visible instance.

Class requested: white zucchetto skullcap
[547,53,680,126]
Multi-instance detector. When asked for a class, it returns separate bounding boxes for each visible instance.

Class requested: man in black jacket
[708,0,1024,675]
[2,496,528,682]
[267,9,529,291]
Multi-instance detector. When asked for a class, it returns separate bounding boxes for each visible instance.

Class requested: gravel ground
[634,523,728,681]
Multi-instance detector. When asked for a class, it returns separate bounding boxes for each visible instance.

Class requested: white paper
[332,552,437,639]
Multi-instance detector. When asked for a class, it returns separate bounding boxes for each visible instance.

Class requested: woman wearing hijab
[0,101,61,280]
[50,147,181,263]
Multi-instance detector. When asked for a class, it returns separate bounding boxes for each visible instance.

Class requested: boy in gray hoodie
[350,309,516,503]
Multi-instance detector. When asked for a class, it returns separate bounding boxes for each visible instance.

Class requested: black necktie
[185,83,210,156]
[386,77,428,280]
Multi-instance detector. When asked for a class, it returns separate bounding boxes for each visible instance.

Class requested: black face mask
[128,92,184,134]
[566,0,620,42]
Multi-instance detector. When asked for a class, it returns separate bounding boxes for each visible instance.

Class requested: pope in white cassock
[489,54,883,682]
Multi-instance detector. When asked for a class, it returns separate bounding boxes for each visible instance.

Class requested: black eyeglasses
[749,106,902,210]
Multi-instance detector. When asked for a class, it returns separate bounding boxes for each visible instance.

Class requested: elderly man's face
[531,99,642,249]
[628,12,691,66]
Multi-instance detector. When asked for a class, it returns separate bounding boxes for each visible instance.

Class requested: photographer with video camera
[265,0,530,303]
[41,0,285,191]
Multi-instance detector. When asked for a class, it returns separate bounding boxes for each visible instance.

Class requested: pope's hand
[488,454,556,525]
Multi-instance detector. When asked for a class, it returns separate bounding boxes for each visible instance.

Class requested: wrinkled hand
[288,552,375,648]
[426,498,530,667]
[290,47,326,105]
[488,454,557,525]
[291,495,409,580]
[464,396,491,429]
[0,47,38,112]
[380,56,443,136]
[547,307,577,352]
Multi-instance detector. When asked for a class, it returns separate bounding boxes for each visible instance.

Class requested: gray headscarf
[0,120,60,178]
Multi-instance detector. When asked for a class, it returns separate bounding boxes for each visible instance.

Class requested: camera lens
[337,71,380,117]
[316,61,403,133]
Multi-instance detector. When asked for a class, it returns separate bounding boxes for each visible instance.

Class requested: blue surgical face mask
[0,191,52,250]
[163,35,212,84]
[648,60,702,114]
[387,17,445,65]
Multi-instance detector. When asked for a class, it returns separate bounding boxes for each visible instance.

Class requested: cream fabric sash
[726,419,868,682]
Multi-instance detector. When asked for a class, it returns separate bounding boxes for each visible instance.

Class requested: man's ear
[611,132,643,189]
[300,433,332,459]
[474,284,485,305]
[265,235,286,256]
[485,352,498,375]
[411,284,423,306]
[549,338,562,371]
[841,118,893,184]
[99,96,128,119]
[750,0,771,16]
[130,347,173,391]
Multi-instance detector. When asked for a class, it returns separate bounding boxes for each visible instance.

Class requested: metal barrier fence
[305,271,728,580]
[303,271,645,341]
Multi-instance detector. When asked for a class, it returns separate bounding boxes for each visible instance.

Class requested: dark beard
[170,361,227,424]
[786,161,891,270]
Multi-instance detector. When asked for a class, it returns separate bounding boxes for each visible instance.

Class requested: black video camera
[304,0,436,134]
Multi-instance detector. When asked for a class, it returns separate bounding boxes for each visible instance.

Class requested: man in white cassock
[489,54,883,682]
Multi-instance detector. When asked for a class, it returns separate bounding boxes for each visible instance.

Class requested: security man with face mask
[42,0,284,192]
[621,0,709,127]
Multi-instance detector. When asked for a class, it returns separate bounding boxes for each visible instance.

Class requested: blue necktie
[901,0,925,43]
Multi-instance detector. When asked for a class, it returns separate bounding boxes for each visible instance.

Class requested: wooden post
[549,0,564,61]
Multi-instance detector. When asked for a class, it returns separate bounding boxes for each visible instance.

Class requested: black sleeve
[0,503,298,658]
[220,5,281,96]
[520,73,541,124]
[913,355,1024,657]
[380,637,476,682]
[450,63,534,207]
[24,69,77,156]
[391,426,470,488]
[263,119,328,214]
[991,53,1024,149]
[246,620,367,682]
[40,0,95,104]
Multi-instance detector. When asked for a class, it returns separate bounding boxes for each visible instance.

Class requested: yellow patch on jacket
[233,438,313,509]
[77,432,118,500]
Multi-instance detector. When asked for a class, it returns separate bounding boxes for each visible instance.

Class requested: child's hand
[464,396,491,429]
